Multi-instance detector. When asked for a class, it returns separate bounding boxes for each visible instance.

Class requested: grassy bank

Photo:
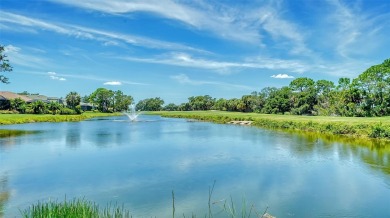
[149,111,390,141]
[0,112,122,125]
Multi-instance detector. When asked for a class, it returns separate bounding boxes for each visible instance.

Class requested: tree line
[158,58,390,117]
[4,88,134,115]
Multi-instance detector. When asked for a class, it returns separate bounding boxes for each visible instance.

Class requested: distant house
[25,95,63,104]
[80,102,94,111]
[0,91,32,109]
[47,97,64,104]
[27,94,48,103]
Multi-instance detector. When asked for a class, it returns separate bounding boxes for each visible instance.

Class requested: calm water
[1,115,390,217]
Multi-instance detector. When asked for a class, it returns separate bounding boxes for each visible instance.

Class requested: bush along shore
[149,111,390,141]
[0,112,122,125]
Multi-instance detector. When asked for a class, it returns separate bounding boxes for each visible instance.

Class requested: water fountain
[123,104,140,122]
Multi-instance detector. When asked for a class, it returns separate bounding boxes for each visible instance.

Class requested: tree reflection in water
[286,130,390,179]
[0,174,10,217]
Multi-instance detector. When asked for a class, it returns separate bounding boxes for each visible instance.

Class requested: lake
[1,115,390,217]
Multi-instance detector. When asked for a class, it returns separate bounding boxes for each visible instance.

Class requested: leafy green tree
[262,87,292,114]
[163,103,179,111]
[178,102,191,111]
[0,45,12,84]
[136,97,164,111]
[89,88,114,112]
[188,95,215,111]
[352,58,390,116]
[113,90,133,112]
[332,77,362,116]
[66,91,81,109]
[314,80,335,115]
[289,77,316,115]
[212,98,228,111]
[241,92,264,112]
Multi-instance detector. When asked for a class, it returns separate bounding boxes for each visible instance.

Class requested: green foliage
[136,97,164,111]
[369,123,390,138]
[66,91,81,109]
[9,98,26,113]
[89,88,133,112]
[187,95,215,110]
[0,45,13,84]
[164,103,179,111]
[60,107,78,115]
[31,101,46,114]
[21,198,131,218]
[89,88,114,112]
[48,102,63,115]
[113,90,133,112]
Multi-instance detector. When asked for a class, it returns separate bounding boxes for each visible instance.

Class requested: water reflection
[285,131,390,178]
[0,174,10,217]
[65,125,81,148]
[0,129,42,150]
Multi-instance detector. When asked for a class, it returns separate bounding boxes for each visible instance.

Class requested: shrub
[60,108,77,115]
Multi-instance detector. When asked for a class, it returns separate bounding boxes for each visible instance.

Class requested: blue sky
[1,0,389,104]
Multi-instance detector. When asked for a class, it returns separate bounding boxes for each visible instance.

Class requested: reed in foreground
[21,198,131,218]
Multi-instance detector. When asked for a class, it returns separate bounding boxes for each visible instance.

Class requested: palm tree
[31,100,46,114]
[48,102,62,115]
[66,91,81,109]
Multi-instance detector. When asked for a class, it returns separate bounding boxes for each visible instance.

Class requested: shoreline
[0,112,122,125]
[148,111,390,143]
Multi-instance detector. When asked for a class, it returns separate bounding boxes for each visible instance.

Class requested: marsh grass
[21,184,272,218]
[21,198,131,218]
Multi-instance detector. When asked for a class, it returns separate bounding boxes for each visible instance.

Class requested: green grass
[21,198,131,218]
[148,111,390,141]
[20,189,271,218]
[0,112,122,125]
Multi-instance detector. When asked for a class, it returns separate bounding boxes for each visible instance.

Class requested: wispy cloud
[48,71,66,81]
[271,74,294,79]
[171,74,255,90]
[17,71,148,86]
[122,53,309,74]
[255,5,310,54]
[104,81,122,86]
[49,0,263,44]
[3,45,51,69]
[0,11,207,53]
[325,0,390,58]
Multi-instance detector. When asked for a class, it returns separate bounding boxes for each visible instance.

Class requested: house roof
[27,95,48,101]
[0,91,32,102]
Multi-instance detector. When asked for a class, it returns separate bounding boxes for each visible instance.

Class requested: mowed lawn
[150,110,390,124]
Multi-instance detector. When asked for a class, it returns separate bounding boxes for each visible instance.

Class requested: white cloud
[48,72,66,81]
[103,81,122,86]
[271,74,294,79]
[171,74,255,90]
